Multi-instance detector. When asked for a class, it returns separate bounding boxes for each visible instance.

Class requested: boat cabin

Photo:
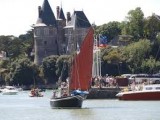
[143,84,160,91]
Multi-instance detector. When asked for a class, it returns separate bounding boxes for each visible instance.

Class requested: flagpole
[98,34,101,77]
[92,35,96,77]
[98,35,101,77]
[93,34,102,78]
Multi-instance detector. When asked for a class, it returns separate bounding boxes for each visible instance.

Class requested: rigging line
[58,61,65,86]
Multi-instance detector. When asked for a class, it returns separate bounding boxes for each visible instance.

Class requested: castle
[33,0,91,65]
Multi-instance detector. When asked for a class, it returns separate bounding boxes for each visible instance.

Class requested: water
[0,90,160,120]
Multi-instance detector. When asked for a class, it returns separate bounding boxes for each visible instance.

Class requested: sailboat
[50,27,94,108]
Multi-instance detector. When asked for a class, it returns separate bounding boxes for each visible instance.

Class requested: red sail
[70,27,94,91]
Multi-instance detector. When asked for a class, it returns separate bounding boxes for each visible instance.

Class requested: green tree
[56,55,70,82]
[101,47,124,75]
[126,7,144,40]
[141,57,160,74]
[42,55,59,84]
[19,30,34,60]
[122,39,151,73]
[96,21,121,42]
[10,58,39,86]
[120,21,130,35]
[0,35,25,59]
[143,14,160,40]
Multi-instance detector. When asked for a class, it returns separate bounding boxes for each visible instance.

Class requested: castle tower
[33,0,91,64]
[33,0,58,65]
[64,11,91,54]
[56,6,66,55]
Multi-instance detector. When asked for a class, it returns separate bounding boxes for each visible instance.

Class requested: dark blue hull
[50,95,83,109]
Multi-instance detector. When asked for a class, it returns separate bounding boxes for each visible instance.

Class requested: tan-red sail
[70,27,94,91]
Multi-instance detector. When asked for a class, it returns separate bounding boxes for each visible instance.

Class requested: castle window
[68,29,72,35]
[40,29,44,36]
[35,29,40,36]
[44,28,49,35]
[55,40,57,44]
[49,29,53,35]
[44,41,47,45]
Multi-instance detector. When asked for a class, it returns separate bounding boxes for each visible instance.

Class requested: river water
[0,90,160,120]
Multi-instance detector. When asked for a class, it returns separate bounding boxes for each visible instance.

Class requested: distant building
[108,35,133,47]
[33,0,91,65]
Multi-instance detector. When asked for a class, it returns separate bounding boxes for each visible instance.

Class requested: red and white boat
[116,84,160,100]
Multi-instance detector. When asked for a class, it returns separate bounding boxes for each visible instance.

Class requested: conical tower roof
[66,11,91,28]
[36,0,57,27]
[59,8,66,20]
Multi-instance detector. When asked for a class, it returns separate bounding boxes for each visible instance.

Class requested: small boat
[50,27,94,108]
[116,84,160,100]
[29,93,43,97]
[29,88,43,97]
[1,86,18,95]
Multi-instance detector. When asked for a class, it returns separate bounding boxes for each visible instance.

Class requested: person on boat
[30,88,43,97]
[51,90,57,98]
[30,88,36,96]
[62,90,68,97]
[35,88,43,97]
[35,88,39,96]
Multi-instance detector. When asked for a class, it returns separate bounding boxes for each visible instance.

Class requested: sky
[0,0,160,37]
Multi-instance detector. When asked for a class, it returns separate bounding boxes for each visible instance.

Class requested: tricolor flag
[99,34,107,47]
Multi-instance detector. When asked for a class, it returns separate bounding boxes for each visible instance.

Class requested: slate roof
[66,11,91,28]
[36,0,57,27]
[59,8,66,20]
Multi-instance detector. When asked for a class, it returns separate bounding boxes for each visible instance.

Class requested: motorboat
[116,84,160,100]
[1,86,18,95]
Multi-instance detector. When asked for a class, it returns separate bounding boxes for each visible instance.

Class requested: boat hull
[117,91,160,100]
[50,95,83,108]
[1,86,18,95]
[2,91,18,95]
[29,94,43,97]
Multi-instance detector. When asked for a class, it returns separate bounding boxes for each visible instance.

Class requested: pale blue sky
[0,0,160,36]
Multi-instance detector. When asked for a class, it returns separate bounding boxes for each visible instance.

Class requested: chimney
[56,6,60,19]
[38,6,42,18]
[67,12,71,22]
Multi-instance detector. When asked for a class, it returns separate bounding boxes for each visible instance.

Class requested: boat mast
[93,35,101,77]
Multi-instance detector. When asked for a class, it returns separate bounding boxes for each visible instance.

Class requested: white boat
[128,74,160,84]
[1,86,18,95]
[116,84,160,100]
